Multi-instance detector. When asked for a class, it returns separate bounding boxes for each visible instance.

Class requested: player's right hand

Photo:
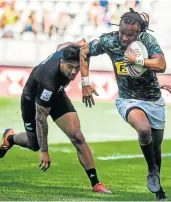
[82,85,99,108]
[39,151,51,172]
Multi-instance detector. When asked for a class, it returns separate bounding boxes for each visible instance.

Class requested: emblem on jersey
[40,89,52,101]
[115,61,128,75]
[58,86,64,93]
[58,84,69,93]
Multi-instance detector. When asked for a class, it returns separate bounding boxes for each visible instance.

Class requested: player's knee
[138,128,152,145]
[69,129,85,145]
[31,144,40,152]
[29,141,39,151]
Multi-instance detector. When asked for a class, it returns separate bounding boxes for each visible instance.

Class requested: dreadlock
[120,8,150,32]
[102,8,152,37]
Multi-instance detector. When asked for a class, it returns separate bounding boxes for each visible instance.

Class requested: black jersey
[22,50,70,107]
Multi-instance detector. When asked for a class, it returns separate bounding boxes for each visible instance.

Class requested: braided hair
[120,8,150,32]
[102,8,152,37]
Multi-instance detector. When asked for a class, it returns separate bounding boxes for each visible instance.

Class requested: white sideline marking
[98,153,171,160]
[49,147,72,153]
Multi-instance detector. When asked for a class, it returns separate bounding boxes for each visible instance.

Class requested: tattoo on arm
[80,44,90,77]
[35,103,51,152]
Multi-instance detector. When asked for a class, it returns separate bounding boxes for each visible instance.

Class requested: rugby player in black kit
[0,39,111,194]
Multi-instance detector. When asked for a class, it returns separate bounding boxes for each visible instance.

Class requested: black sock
[7,135,14,144]
[151,128,164,173]
[154,149,161,173]
[86,168,99,187]
[140,141,157,172]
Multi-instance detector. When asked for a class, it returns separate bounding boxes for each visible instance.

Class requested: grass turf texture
[0,97,171,143]
[0,97,171,201]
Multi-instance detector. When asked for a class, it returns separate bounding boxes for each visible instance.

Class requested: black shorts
[21,92,76,133]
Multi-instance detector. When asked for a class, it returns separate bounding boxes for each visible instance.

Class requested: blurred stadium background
[0,0,171,201]
[0,0,171,143]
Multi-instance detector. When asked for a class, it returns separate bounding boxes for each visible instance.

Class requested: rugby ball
[125,41,148,77]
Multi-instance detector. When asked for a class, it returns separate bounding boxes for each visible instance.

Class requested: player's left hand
[82,85,99,108]
[160,84,171,93]
[124,52,136,65]
[39,151,51,172]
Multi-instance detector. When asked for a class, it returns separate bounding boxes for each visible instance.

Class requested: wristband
[81,76,90,86]
[135,55,144,66]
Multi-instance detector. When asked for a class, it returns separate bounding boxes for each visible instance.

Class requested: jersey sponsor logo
[115,61,128,75]
[40,89,52,101]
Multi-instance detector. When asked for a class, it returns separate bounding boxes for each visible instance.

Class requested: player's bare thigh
[127,108,151,132]
[54,112,84,140]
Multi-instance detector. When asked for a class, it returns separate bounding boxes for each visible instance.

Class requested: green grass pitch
[0,97,171,201]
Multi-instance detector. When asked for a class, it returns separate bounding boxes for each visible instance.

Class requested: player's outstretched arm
[80,43,99,108]
[56,38,86,51]
[35,103,51,172]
